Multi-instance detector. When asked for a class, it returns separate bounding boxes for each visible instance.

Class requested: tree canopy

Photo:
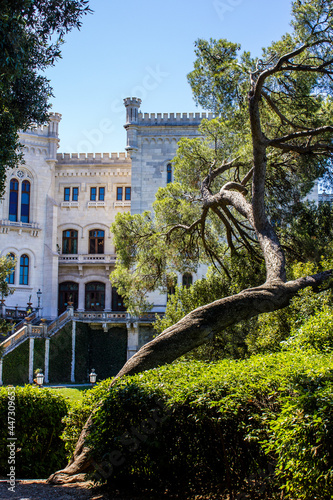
[0,0,91,195]
[111,0,333,313]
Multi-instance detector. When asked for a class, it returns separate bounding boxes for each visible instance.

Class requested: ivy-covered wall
[3,340,29,385]
[75,323,127,383]
[138,325,155,349]
[2,321,128,385]
[49,323,72,383]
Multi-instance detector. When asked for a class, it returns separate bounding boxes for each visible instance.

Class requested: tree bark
[48,269,332,484]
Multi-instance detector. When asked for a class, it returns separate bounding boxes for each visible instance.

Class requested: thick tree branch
[268,126,333,146]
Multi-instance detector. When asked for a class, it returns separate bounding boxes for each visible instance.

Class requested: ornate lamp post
[37,289,42,316]
[35,371,44,388]
[89,369,97,386]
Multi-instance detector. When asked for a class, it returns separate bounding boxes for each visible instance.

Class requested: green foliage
[247,258,333,354]
[264,376,333,499]
[0,254,17,337]
[155,256,265,361]
[63,351,333,497]
[278,202,333,263]
[74,323,128,382]
[49,323,72,383]
[0,385,69,478]
[0,0,91,194]
[61,379,111,459]
[284,306,333,352]
[2,340,29,385]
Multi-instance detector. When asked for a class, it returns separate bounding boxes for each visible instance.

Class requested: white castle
[0,98,214,384]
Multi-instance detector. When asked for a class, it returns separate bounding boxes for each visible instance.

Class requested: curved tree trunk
[48,270,332,484]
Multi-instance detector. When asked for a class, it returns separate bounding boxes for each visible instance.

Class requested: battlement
[56,152,130,164]
[136,111,214,125]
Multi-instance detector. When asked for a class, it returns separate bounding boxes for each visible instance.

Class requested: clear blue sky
[46,0,293,154]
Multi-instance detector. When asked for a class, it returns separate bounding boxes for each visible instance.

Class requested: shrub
[0,385,69,478]
[283,306,333,352]
[264,375,333,499]
[64,351,333,498]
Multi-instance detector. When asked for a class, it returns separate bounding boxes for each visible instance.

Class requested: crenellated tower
[124,98,210,215]
[124,97,142,152]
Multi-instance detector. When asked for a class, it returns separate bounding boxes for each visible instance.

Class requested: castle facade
[0,98,212,363]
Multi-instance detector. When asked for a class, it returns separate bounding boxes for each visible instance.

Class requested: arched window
[167,163,172,184]
[19,254,29,285]
[167,275,177,299]
[111,286,126,311]
[8,174,32,223]
[182,273,193,289]
[89,230,105,254]
[62,230,78,254]
[85,282,105,311]
[20,180,30,223]
[6,253,16,284]
[58,282,79,314]
[9,179,19,221]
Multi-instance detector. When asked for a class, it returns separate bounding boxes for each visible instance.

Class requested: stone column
[126,320,139,360]
[105,282,112,311]
[71,321,76,383]
[44,338,50,384]
[78,282,85,311]
[0,358,3,386]
[29,337,34,384]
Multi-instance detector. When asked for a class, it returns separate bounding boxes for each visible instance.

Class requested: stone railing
[46,308,72,334]
[1,326,28,353]
[73,311,128,322]
[58,254,117,264]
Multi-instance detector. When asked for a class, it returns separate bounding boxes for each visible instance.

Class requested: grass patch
[49,386,91,403]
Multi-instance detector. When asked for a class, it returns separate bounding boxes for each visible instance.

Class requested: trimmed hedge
[63,351,333,498]
[3,340,29,386]
[0,385,69,478]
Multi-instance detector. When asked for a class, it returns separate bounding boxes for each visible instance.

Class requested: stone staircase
[0,308,73,357]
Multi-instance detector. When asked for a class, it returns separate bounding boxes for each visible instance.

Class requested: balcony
[58,253,117,265]
[87,201,106,208]
[0,219,41,236]
[114,201,131,207]
[61,201,79,208]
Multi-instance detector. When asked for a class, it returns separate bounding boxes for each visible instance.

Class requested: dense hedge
[63,350,333,499]
[0,385,69,478]
[2,340,29,385]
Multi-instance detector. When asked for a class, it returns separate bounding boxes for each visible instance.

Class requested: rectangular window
[125,187,131,201]
[64,187,70,201]
[90,187,97,201]
[116,187,123,201]
[72,187,79,201]
[99,187,105,201]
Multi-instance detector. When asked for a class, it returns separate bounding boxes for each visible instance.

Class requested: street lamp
[89,369,97,385]
[36,371,44,388]
[37,289,42,310]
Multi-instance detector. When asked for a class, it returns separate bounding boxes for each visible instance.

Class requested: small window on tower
[125,187,131,200]
[167,163,172,184]
[117,187,123,201]
[90,187,97,201]
[72,187,79,201]
[64,188,70,201]
[99,187,105,201]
